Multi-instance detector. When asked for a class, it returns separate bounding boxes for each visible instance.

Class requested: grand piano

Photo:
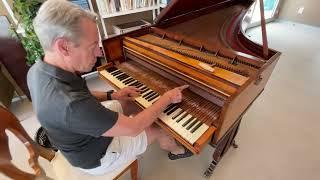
[97,0,281,177]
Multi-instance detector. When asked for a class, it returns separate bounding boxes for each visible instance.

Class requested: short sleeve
[66,97,118,137]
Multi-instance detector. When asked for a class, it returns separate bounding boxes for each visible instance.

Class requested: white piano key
[189,121,202,133]
[179,118,198,140]
[168,108,183,119]
[100,70,125,88]
[114,72,125,78]
[161,110,183,126]
[123,77,134,84]
[127,80,138,86]
[185,121,202,141]
[159,108,181,124]
[141,89,153,96]
[120,76,131,83]
[188,124,209,144]
[110,69,120,75]
[149,96,160,104]
[139,85,147,90]
[170,114,192,132]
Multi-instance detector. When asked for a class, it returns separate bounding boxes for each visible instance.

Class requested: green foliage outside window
[12,0,43,65]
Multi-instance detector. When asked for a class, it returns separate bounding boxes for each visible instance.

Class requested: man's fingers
[177,85,189,91]
[128,97,136,101]
[130,92,140,97]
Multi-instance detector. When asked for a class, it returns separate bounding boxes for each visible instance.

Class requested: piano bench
[51,151,138,180]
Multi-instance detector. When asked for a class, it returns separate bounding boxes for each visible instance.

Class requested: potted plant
[12,0,44,65]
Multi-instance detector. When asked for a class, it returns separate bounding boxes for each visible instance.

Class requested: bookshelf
[101,5,160,18]
[159,3,166,8]
[88,0,167,38]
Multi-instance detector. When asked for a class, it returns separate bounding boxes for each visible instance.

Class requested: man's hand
[112,86,141,101]
[162,85,189,104]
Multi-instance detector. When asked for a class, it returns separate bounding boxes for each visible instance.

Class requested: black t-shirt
[27,60,118,169]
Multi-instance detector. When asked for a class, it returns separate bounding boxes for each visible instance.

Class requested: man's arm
[91,87,141,102]
[103,85,188,137]
[90,91,108,102]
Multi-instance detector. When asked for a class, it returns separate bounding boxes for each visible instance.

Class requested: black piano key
[106,67,117,73]
[145,92,157,100]
[163,104,174,113]
[139,86,147,91]
[123,78,134,84]
[110,70,119,76]
[119,73,129,78]
[125,79,137,86]
[166,106,179,115]
[114,72,121,76]
[164,104,177,114]
[119,75,130,81]
[111,70,122,76]
[136,83,143,88]
[110,68,120,73]
[129,82,139,87]
[142,91,154,98]
[141,88,150,94]
[191,122,203,133]
[123,79,134,85]
[125,80,135,85]
[144,91,155,100]
[186,119,198,130]
[116,74,127,80]
[172,109,183,119]
[130,82,139,87]
[176,113,188,123]
[148,92,159,100]
[114,72,125,78]
[116,73,129,80]
[127,81,137,86]
[133,83,142,88]
[182,117,195,127]
[128,80,138,86]
[148,94,159,102]
[130,81,140,87]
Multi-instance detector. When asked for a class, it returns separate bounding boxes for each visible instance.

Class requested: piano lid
[154,0,274,60]
[155,0,254,25]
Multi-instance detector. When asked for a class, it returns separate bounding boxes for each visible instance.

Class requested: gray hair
[33,0,97,51]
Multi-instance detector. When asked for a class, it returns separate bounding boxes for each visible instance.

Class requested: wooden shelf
[102,5,160,18]
[89,0,167,38]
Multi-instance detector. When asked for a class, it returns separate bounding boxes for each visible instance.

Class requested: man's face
[68,18,102,73]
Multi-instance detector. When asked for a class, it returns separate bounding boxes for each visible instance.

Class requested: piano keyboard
[100,67,209,144]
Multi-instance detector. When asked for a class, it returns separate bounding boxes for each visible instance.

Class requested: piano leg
[204,118,242,178]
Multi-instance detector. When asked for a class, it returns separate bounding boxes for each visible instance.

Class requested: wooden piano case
[97,0,281,177]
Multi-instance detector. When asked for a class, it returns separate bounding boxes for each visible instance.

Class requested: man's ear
[55,38,69,56]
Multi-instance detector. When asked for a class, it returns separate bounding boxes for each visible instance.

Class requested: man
[28,0,192,175]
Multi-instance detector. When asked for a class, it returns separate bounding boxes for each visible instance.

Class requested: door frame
[246,0,282,29]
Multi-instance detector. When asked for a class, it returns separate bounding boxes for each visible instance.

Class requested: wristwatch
[106,90,114,100]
